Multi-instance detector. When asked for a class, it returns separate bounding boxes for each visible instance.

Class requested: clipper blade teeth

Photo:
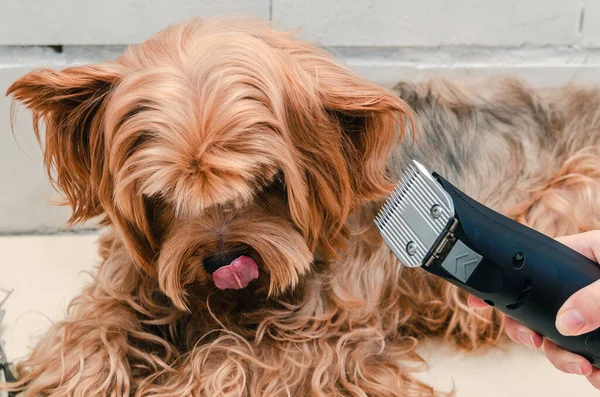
[375,161,454,268]
[375,163,419,228]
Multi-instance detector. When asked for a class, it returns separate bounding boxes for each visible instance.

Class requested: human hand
[468,230,600,389]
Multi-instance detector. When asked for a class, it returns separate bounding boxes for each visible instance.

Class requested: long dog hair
[4,16,599,396]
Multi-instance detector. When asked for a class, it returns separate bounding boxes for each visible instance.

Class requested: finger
[467,295,490,310]
[556,279,600,336]
[555,231,600,336]
[504,317,543,349]
[556,231,600,263]
[586,368,600,390]
[543,339,593,376]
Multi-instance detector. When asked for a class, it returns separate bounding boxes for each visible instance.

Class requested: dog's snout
[203,251,247,274]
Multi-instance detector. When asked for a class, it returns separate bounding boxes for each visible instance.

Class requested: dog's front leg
[4,236,178,397]
[5,283,177,397]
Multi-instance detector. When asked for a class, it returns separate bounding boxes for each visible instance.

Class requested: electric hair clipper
[374,160,600,367]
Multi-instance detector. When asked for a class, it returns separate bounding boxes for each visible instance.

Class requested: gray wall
[2,0,600,233]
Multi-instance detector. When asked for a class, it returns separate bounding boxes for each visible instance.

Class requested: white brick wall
[0,67,68,232]
[273,0,582,46]
[582,0,600,46]
[0,0,270,45]
[2,0,600,233]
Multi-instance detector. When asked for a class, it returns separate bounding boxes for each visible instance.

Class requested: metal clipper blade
[374,160,455,267]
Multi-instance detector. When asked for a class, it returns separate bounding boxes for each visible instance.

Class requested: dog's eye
[272,172,286,191]
[256,171,287,205]
[264,171,286,196]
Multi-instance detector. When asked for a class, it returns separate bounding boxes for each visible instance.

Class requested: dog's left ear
[281,48,413,258]
[317,63,413,205]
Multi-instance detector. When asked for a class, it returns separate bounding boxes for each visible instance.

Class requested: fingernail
[557,309,586,335]
[565,363,583,375]
[517,331,537,349]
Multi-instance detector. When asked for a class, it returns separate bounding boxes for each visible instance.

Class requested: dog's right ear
[6,63,124,225]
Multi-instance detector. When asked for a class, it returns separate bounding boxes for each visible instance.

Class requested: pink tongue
[212,255,259,290]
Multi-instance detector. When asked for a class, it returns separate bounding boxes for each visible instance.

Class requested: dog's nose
[203,251,247,274]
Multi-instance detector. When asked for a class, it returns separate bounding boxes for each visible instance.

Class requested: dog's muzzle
[203,252,259,290]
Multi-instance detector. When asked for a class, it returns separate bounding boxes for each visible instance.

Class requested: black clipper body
[375,160,600,367]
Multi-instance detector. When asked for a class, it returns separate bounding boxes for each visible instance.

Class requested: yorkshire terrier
[5,16,600,396]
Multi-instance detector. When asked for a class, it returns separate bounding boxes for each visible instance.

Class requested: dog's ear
[316,62,413,205]
[6,64,124,224]
[7,64,162,272]
[280,47,413,258]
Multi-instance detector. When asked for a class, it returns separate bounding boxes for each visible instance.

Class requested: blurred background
[1,0,599,234]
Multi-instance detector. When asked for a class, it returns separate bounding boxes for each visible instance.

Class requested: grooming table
[0,235,596,396]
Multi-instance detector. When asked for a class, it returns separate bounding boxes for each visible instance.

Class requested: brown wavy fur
[6,16,600,396]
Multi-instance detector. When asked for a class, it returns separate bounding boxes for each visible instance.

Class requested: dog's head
[7,17,411,310]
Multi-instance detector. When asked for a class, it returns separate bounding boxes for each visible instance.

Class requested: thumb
[556,279,600,336]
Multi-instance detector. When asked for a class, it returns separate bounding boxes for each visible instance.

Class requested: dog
[5,16,600,396]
